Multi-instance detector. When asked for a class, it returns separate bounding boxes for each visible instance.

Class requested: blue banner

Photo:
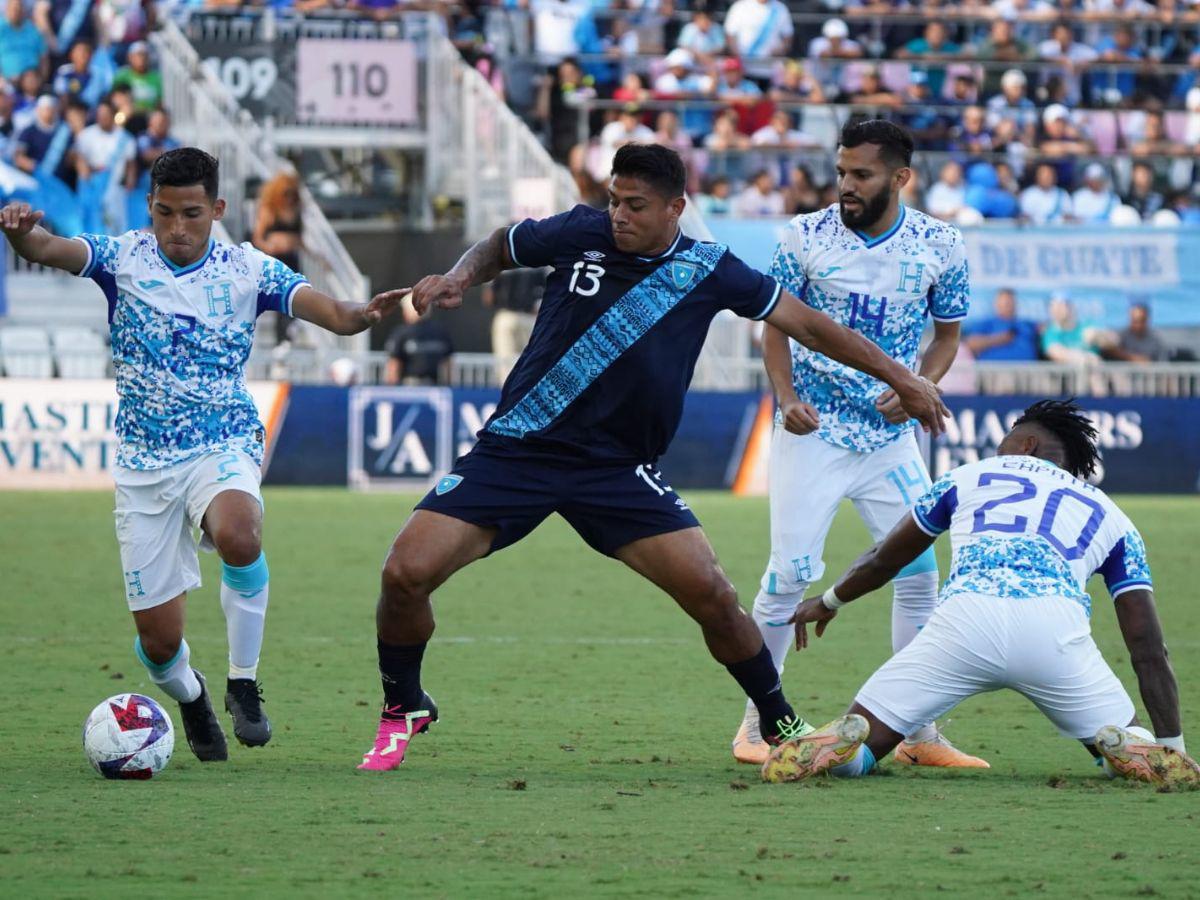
[707,219,1200,329]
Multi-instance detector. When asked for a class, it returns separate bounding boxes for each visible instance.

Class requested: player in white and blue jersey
[356,143,953,772]
[766,401,1199,789]
[733,120,986,769]
[0,148,401,762]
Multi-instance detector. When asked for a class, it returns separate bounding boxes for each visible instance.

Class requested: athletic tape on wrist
[821,586,845,611]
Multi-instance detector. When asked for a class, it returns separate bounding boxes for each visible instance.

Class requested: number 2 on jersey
[971,472,1106,560]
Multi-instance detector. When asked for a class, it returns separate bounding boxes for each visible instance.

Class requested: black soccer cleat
[178,670,229,762]
[225,678,272,747]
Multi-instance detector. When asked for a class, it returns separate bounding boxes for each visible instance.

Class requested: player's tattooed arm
[376,226,515,316]
[761,324,819,435]
[766,291,950,436]
[876,319,961,425]
[0,202,89,274]
[790,516,936,649]
[1114,589,1183,741]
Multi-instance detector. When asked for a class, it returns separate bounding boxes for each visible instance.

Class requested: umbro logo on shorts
[435,475,463,495]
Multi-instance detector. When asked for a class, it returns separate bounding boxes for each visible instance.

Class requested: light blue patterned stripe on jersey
[488,241,727,439]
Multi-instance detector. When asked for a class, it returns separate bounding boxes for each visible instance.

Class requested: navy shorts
[415,446,700,557]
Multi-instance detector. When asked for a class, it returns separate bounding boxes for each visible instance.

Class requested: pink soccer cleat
[357,694,438,772]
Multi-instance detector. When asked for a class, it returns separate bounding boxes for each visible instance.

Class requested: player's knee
[136,632,182,666]
[211,522,262,567]
[380,550,436,605]
[691,569,741,625]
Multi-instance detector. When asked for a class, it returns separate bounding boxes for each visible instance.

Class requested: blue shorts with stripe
[415,446,700,557]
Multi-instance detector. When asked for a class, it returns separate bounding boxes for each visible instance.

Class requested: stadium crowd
[460,0,1200,224]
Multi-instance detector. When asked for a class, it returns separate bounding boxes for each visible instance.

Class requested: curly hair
[1012,399,1100,479]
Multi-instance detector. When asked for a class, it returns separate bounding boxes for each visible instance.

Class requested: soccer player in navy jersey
[357,143,951,772]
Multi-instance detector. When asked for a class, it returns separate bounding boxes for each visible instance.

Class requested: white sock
[135,637,201,703]
[746,586,808,715]
[220,553,270,681]
[892,571,940,743]
[891,570,939,653]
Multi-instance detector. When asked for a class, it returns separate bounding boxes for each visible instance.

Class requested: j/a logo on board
[435,474,463,495]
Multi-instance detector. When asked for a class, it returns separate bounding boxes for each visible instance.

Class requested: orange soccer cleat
[1095,726,1200,789]
[892,733,991,769]
[732,710,771,766]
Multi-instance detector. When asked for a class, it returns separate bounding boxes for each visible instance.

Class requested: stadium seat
[51,327,108,379]
[1083,111,1120,156]
[0,326,54,378]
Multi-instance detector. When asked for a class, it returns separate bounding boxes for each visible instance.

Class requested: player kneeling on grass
[356,143,951,772]
[762,400,1200,789]
[0,149,403,762]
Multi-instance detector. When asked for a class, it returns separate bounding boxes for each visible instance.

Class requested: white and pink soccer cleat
[357,695,438,772]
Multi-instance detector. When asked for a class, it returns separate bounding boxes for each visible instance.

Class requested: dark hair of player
[1013,399,1100,480]
[151,147,220,201]
[611,143,687,200]
[838,119,914,169]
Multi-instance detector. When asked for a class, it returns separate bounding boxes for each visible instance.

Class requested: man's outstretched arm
[371,226,517,316]
[1,202,89,274]
[1114,589,1183,745]
[765,291,950,437]
[789,516,936,649]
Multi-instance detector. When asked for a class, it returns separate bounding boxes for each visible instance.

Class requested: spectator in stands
[695,175,733,215]
[949,105,994,154]
[253,171,303,276]
[782,163,821,215]
[722,0,793,80]
[596,103,654,177]
[975,19,1031,97]
[1084,0,1156,16]
[112,41,161,113]
[1,0,48,82]
[1185,87,1200,146]
[1123,161,1165,219]
[844,66,903,108]
[1072,162,1119,222]
[1036,103,1093,160]
[385,297,454,386]
[1111,302,1170,362]
[899,70,951,150]
[566,142,607,208]
[703,107,751,180]
[0,90,14,158]
[33,0,99,62]
[348,0,408,22]
[806,18,863,93]
[770,59,824,104]
[676,7,726,63]
[11,69,47,134]
[97,0,152,60]
[530,0,590,66]
[655,48,699,96]
[75,95,135,232]
[703,56,762,101]
[109,84,146,135]
[1092,24,1144,104]
[612,71,649,106]
[986,69,1037,143]
[925,160,965,221]
[896,21,961,98]
[538,58,596,161]
[52,40,92,103]
[732,168,784,217]
[1042,294,1111,364]
[123,105,174,229]
[964,288,1041,362]
[750,109,815,148]
[1037,22,1097,107]
[1020,161,1072,224]
[964,161,1019,219]
[483,265,545,383]
[1130,110,1184,156]
[12,95,69,179]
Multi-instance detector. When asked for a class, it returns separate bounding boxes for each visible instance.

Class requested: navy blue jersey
[478,204,781,463]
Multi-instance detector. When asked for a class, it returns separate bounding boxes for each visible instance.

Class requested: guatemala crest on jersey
[669,260,698,290]
[435,474,463,495]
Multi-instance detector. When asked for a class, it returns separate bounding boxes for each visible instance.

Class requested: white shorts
[113,450,263,611]
[760,429,933,596]
[856,592,1136,741]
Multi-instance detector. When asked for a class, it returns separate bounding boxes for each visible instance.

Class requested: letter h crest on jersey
[205,281,235,317]
[896,261,926,295]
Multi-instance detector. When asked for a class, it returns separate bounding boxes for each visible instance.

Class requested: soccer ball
[82,693,175,780]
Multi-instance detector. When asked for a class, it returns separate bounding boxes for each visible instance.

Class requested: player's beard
[839,186,892,231]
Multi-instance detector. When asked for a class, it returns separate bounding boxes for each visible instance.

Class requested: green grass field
[2,489,1198,898]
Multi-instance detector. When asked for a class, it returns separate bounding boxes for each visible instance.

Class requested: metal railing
[152,18,372,346]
